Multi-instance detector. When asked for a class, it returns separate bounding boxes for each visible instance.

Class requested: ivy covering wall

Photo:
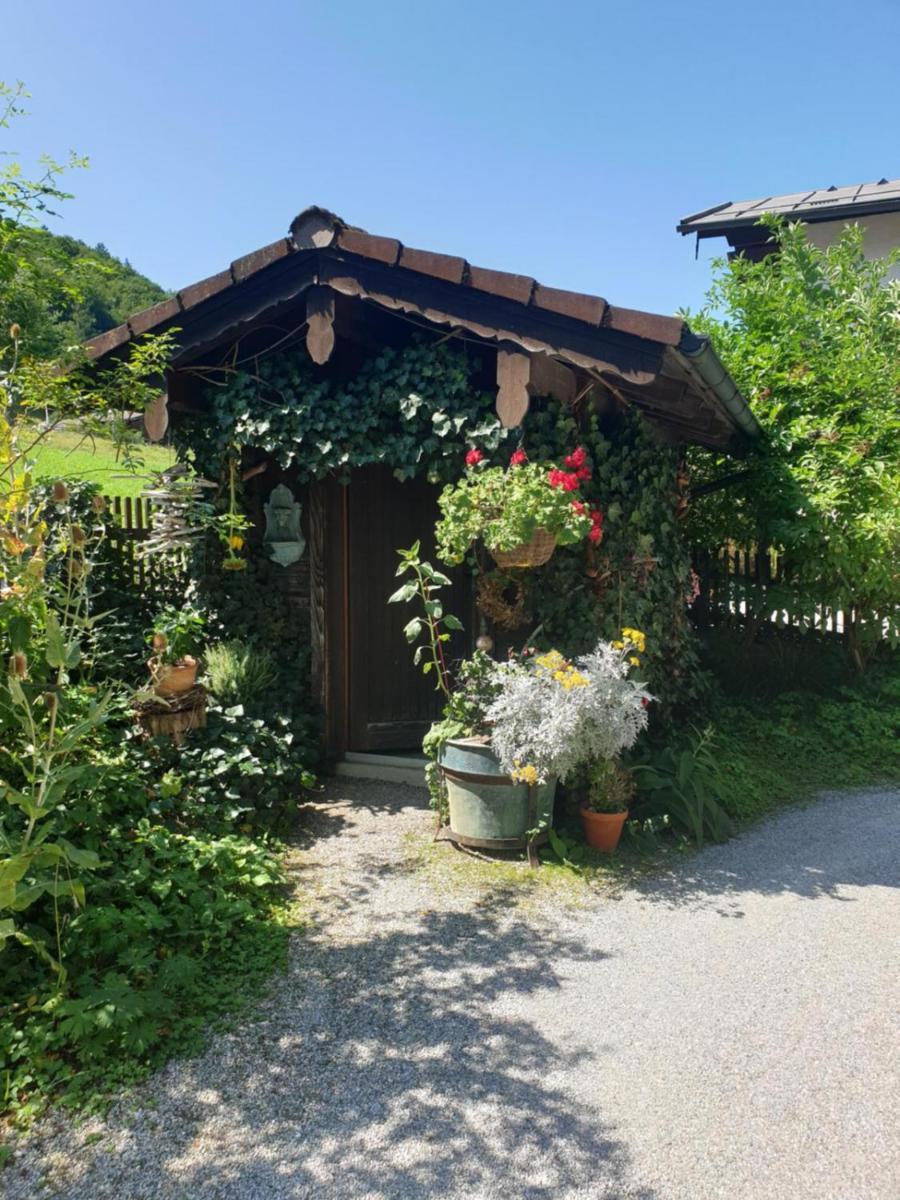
[177,341,514,483]
[176,339,702,722]
[520,403,702,718]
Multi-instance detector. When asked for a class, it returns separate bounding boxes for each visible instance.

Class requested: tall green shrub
[687,218,900,668]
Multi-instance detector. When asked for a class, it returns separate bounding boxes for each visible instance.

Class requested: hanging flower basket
[490,527,556,569]
[435,452,601,568]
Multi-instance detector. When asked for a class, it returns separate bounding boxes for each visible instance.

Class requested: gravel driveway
[5,782,899,1199]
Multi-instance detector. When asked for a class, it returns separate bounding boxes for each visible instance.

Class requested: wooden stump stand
[134,685,207,745]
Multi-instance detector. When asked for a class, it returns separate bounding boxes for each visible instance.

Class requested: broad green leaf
[403,618,423,643]
[44,611,66,669]
[388,582,418,604]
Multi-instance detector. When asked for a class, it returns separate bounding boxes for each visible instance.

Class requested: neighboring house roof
[84,206,761,451]
[678,177,900,239]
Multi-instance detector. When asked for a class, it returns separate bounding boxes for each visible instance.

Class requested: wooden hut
[85,207,760,765]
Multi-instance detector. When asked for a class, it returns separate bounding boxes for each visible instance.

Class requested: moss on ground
[400,829,673,910]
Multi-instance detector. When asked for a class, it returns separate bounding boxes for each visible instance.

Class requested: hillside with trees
[1,226,168,358]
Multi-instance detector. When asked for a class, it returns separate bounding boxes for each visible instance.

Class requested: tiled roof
[83,206,762,451]
[85,206,686,361]
[678,177,900,236]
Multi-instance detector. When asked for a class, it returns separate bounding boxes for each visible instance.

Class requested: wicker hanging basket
[490,527,556,569]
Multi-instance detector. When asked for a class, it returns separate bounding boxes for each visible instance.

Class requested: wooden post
[308,480,328,723]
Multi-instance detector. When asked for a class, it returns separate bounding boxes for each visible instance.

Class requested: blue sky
[5,0,899,317]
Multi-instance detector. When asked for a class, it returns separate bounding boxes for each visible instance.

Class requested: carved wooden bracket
[143,392,169,442]
[496,346,531,428]
[306,286,336,364]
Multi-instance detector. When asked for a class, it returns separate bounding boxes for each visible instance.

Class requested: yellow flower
[621,627,646,653]
[511,763,539,786]
[228,534,245,551]
[535,650,566,673]
[629,656,641,667]
[562,669,589,689]
[612,639,624,651]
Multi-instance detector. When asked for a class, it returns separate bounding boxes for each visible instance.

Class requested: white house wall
[802,211,900,280]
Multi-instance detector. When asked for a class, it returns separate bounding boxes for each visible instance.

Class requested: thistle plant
[1,467,111,980]
[1,326,173,982]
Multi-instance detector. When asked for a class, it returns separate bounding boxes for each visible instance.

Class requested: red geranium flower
[576,465,591,481]
[571,500,587,515]
[509,448,528,466]
[588,525,602,543]
[590,508,603,527]
[549,468,581,492]
[465,448,484,467]
[564,446,587,469]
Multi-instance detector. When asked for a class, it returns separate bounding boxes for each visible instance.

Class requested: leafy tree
[687,217,900,668]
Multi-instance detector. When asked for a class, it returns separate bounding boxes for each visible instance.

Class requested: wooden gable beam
[317,256,665,387]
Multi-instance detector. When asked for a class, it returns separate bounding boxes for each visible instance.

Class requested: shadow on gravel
[38,894,656,1200]
[632,788,900,912]
[293,782,428,851]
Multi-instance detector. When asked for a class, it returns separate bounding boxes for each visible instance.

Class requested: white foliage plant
[485,635,653,784]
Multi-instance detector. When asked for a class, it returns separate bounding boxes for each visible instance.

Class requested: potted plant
[580,758,636,852]
[435,447,603,569]
[391,543,653,858]
[147,604,206,696]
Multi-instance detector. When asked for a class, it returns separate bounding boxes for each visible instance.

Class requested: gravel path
[5,782,899,1199]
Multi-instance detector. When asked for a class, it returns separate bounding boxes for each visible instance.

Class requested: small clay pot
[150,656,198,697]
[580,805,628,852]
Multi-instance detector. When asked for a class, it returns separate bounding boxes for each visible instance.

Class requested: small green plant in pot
[147,604,206,696]
[435,447,600,568]
[580,759,636,852]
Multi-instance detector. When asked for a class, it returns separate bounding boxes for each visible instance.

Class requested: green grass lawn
[28,425,176,498]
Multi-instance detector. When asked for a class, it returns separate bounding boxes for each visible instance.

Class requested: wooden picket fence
[103,495,156,588]
[99,502,896,648]
[692,543,899,644]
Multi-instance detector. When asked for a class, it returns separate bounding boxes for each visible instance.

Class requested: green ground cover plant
[0,706,292,1123]
[701,652,900,825]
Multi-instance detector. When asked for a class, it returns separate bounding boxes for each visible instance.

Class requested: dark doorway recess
[344,466,472,752]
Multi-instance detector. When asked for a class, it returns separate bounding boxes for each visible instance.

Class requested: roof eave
[679,195,900,239]
[675,331,763,445]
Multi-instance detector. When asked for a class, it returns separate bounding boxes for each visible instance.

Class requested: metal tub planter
[439,737,557,855]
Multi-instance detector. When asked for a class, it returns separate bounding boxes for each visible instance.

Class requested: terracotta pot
[150,656,198,697]
[490,527,556,569]
[580,805,628,852]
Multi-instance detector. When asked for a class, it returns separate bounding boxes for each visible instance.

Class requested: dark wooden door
[346,466,470,752]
